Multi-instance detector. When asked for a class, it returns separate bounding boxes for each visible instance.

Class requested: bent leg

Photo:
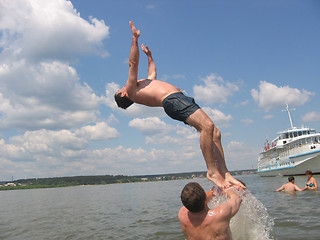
[186,109,230,188]
[186,109,245,189]
[213,128,245,188]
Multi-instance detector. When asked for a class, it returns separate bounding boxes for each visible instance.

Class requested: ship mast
[282,104,295,129]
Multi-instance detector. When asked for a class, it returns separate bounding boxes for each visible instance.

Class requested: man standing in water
[276,176,305,193]
[178,182,242,240]
[114,21,244,189]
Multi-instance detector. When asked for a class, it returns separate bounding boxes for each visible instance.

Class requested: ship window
[307,138,311,143]
[294,132,297,137]
[280,133,286,139]
[298,131,302,136]
[290,132,293,138]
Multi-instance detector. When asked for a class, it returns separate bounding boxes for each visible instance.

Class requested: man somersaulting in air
[114,21,245,189]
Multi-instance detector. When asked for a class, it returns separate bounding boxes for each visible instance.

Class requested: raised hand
[129,21,140,39]
[141,44,151,57]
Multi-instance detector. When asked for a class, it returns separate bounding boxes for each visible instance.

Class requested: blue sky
[0,0,319,180]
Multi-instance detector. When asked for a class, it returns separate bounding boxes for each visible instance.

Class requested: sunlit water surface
[0,174,319,240]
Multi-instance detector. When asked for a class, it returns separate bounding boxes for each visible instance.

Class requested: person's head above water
[288,176,295,182]
[114,89,134,109]
[180,182,207,213]
[305,170,313,176]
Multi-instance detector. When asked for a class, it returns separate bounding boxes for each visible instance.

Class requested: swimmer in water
[114,21,245,189]
[178,182,242,240]
[305,170,318,190]
[276,176,305,193]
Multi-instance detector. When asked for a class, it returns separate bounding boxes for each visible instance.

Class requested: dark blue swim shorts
[162,92,200,123]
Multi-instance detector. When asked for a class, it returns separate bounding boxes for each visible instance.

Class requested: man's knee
[202,119,215,134]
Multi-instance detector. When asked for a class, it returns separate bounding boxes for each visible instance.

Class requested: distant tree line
[0,169,256,190]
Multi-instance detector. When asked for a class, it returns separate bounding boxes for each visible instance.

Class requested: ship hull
[258,152,320,176]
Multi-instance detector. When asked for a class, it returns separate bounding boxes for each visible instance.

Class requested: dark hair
[288,176,295,182]
[180,182,206,213]
[305,170,312,175]
[114,92,134,109]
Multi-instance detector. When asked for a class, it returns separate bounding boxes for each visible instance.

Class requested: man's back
[276,181,304,193]
[178,204,233,240]
[283,183,295,192]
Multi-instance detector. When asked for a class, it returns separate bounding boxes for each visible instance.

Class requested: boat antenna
[282,104,295,129]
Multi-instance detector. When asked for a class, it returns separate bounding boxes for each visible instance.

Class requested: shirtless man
[276,176,305,193]
[178,182,242,240]
[114,21,245,189]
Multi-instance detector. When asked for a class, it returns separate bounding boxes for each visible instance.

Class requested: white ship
[258,105,320,176]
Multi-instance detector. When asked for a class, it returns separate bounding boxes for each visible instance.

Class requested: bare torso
[178,207,232,240]
[129,79,181,107]
[283,183,298,192]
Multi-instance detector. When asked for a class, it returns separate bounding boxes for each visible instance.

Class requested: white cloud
[0,0,110,131]
[0,61,102,130]
[106,113,119,125]
[75,122,119,141]
[146,5,155,9]
[122,103,166,118]
[145,124,199,145]
[158,74,185,83]
[129,117,171,135]
[0,135,206,179]
[241,118,254,126]
[225,141,259,170]
[226,140,245,150]
[193,73,239,104]
[0,0,123,180]
[105,82,121,109]
[263,114,274,119]
[302,111,320,123]
[10,129,88,152]
[251,81,314,112]
[145,135,180,145]
[202,107,233,129]
[0,0,110,62]
[175,125,199,140]
[235,100,249,107]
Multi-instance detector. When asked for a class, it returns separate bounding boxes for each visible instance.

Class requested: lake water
[0,174,319,240]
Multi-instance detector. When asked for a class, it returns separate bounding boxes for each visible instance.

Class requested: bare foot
[207,171,231,189]
[225,172,246,189]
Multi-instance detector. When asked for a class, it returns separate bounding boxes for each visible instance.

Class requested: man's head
[288,176,295,182]
[181,182,206,213]
[114,90,134,109]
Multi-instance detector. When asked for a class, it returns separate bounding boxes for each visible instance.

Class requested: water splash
[207,188,274,240]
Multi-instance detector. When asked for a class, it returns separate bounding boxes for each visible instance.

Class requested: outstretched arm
[276,185,285,192]
[214,188,242,224]
[294,185,305,191]
[141,44,157,79]
[126,21,140,98]
[225,188,242,217]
